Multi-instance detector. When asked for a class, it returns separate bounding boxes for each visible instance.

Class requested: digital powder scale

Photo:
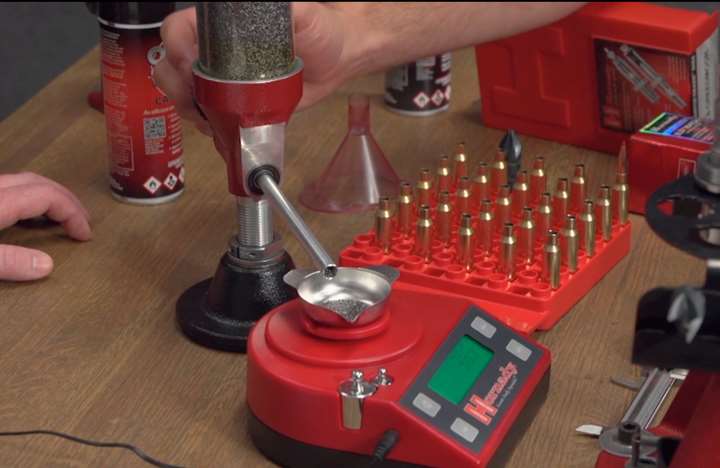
[247,282,550,468]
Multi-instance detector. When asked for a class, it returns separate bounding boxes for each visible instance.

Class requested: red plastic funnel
[300,94,400,213]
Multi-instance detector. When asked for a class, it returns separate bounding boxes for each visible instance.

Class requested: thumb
[0,245,54,281]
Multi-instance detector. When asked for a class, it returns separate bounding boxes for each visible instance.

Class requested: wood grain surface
[0,47,704,468]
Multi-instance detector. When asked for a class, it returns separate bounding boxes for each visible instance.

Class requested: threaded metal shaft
[236,196,273,247]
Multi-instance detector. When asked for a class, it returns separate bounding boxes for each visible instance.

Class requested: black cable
[369,429,400,466]
[0,430,185,468]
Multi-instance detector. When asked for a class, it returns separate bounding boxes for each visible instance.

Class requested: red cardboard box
[628,112,713,214]
[474,2,718,155]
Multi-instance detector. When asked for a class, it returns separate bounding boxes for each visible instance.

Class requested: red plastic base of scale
[247,285,551,468]
[339,222,630,334]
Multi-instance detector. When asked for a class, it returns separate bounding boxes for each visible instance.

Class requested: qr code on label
[143,116,166,139]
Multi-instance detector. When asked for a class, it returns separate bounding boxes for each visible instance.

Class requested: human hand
[0,172,92,281]
[155,2,585,134]
[155,3,357,132]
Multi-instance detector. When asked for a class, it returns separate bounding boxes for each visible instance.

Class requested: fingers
[0,172,90,221]
[0,183,92,241]
[154,58,203,125]
[292,3,349,110]
[297,81,335,111]
[0,245,53,281]
[161,8,197,72]
[293,2,321,35]
[293,2,344,82]
[157,7,205,125]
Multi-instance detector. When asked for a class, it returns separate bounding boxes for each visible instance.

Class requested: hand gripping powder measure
[98,2,184,204]
[384,53,452,116]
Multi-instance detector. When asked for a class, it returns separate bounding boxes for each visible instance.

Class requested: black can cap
[98,2,176,25]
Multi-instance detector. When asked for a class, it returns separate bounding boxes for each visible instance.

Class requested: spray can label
[384,53,452,116]
[100,19,184,203]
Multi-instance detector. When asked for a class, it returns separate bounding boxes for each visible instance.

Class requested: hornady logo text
[464,362,518,426]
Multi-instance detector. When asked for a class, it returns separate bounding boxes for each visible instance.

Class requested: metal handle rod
[257,173,337,276]
[621,368,675,429]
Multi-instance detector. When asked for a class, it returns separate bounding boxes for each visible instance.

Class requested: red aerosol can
[98,2,184,204]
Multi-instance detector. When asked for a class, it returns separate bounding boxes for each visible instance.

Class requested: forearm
[340,2,586,78]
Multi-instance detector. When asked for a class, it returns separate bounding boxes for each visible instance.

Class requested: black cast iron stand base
[176,251,296,353]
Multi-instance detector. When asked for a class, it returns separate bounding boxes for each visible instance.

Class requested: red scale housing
[247,282,550,467]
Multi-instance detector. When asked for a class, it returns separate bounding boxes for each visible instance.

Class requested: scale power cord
[0,429,185,468]
[369,429,400,466]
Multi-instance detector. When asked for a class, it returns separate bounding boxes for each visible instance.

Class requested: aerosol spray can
[98,2,184,204]
[384,53,451,116]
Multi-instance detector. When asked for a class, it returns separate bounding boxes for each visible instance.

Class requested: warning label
[164,172,178,190]
[143,177,161,194]
[413,92,430,109]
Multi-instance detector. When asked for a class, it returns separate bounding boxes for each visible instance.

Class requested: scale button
[450,418,479,443]
[471,317,497,339]
[412,392,441,418]
[506,339,532,362]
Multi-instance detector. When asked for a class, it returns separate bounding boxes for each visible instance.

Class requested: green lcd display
[428,335,494,404]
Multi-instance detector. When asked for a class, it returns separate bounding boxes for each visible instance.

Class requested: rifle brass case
[491,149,507,196]
[597,185,612,242]
[436,155,451,194]
[457,213,475,271]
[537,192,553,246]
[518,207,535,266]
[561,214,579,273]
[374,197,393,253]
[415,205,433,262]
[579,199,596,258]
[479,199,494,259]
[456,176,472,218]
[416,168,432,208]
[453,142,468,186]
[436,191,452,246]
[553,178,569,228]
[570,164,587,214]
[499,223,516,281]
[473,162,490,208]
[512,170,530,218]
[495,184,512,234]
[543,231,561,290]
[398,182,414,235]
[530,157,547,206]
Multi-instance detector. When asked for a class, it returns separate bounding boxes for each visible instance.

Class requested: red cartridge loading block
[339,142,631,333]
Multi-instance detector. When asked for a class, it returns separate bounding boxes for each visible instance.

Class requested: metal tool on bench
[583,98,720,467]
[576,368,678,459]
